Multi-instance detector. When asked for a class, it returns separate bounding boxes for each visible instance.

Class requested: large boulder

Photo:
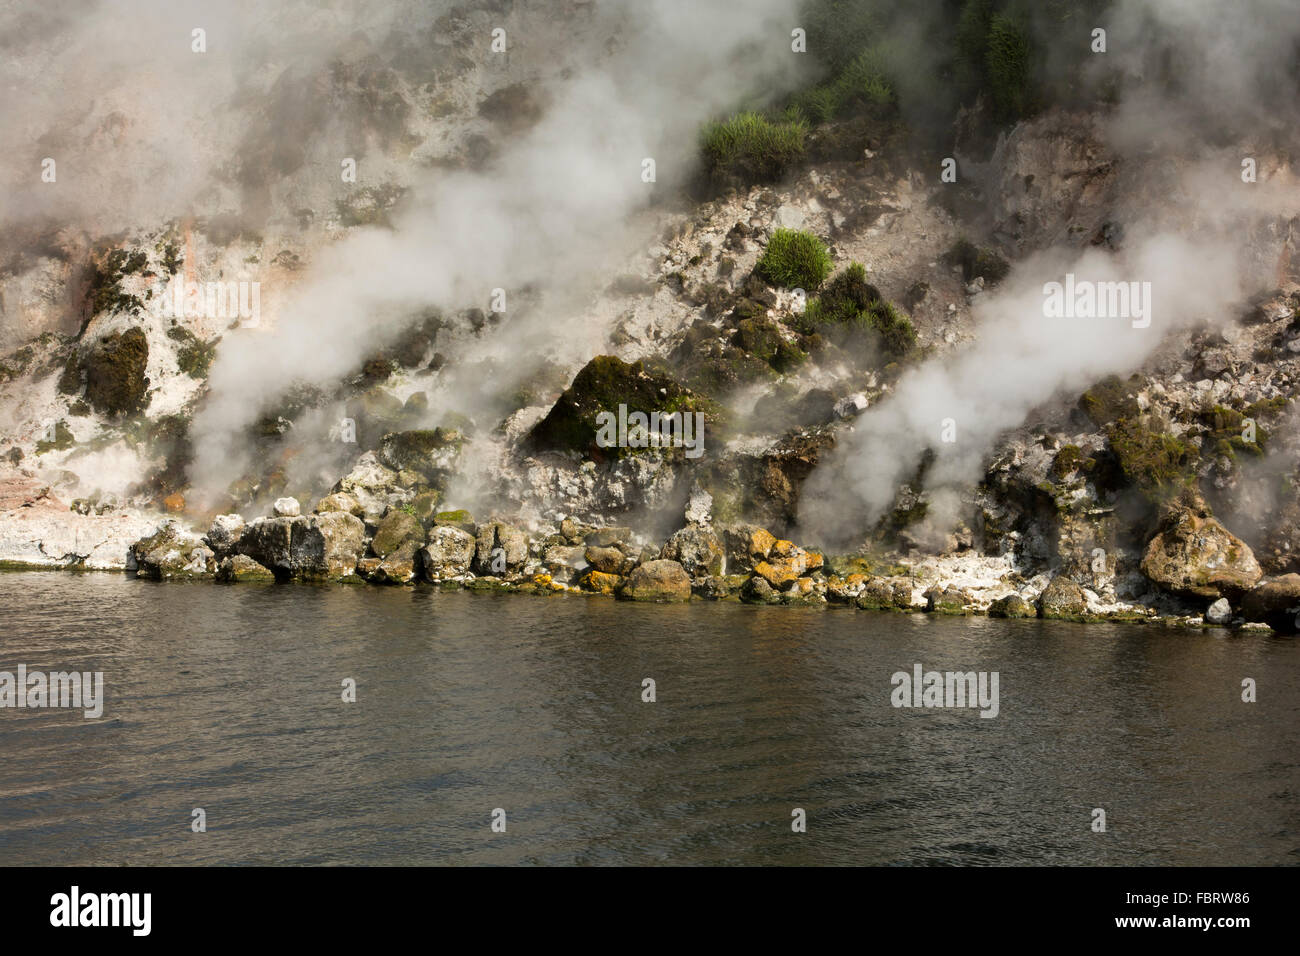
[989,593,1035,618]
[752,539,822,589]
[237,512,365,579]
[1241,574,1300,632]
[370,508,424,558]
[542,544,587,585]
[722,523,776,574]
[314,491,365,517]
[618,559,692,603]
[525,355,709,458]
[216,554,275,582]
[331,451,409,521]
[584,544,634,574]
[419,525,477,581]
[130,522,213,579]
[376,429,463,488]
[1037,575,1088,620]
[1140,499,1262,599]
[474,520,528,575]
[660,525,724,581]
[206,513,246,559]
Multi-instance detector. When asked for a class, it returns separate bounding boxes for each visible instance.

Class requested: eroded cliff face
[2,2,1299,632]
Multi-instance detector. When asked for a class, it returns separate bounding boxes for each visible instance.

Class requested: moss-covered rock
[83,327,149,416]
[1140,495,1262,599]
[526,355,714,458]
[1037,575,1087,621]
[370,508,424,558]
[988,593,1034,618]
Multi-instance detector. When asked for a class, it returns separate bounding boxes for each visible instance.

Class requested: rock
[618,559,692,603]
[926,586,970,614]
[526,355,707,457]
[371,508,424,558]
[432,509,477,534]
[474,520,528,575]
[584,526,633,548]
[578,569,623,595]
[216,554,275,582]
[560,517,592,545]
[1204,597,1233,625]
[1241,574,1300,632]
[372,541,419,584]
[206,513,245,558]
[82,327,150,417]
[419,526,477,581]
[833,393,869,419]
[684,485,713,525]
[752,539,822,588]
[1140,499,1262,599]
[585,544,633,575]
[313,512,366,578]
[237,512,365,580]
[332,451,409,521]
[723,523,776,573]
[660,525,724,581]
[314,492,364,516]
[542,544,587,585]
[740,574,780,604]
[827,573,869,604]
[273,497,301,517]
[377,429,463,485]
[989,594,1034,618]
[130,522,212,579]
[854,577,895,610]
[1037,575,1088,621]
[890,579,915,609]
[782,576,824,606]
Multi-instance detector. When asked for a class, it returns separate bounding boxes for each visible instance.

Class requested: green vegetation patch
[755,228,832,290]
[700,112,808,187]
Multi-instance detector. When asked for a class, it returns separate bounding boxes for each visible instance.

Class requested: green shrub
[700,112,807,186]
[755,228,832,290]
[985,14,1031,119]
[800,263,916,358]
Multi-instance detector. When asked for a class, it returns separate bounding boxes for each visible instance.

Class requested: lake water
[1,571,1296,865]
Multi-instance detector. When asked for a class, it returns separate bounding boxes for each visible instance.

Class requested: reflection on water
[0,572,1296,865]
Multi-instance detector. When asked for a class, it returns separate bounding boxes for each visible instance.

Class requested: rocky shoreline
[2,475,1293,634]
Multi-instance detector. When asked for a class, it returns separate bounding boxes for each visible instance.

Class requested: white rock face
[273,497,301,517]
[0,475,166,570]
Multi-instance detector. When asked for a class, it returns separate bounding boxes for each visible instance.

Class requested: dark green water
[0,571,1296,865]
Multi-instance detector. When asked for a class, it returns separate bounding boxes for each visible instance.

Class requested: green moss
[83,327,150,416]
[527,355,718,457]
[35,421,75,454]
[167,326,217,379]
[732,317,806,373]
[755,228,832,290]
[1106,417,1196,502]
[700,112,808,187]
[949,238,1010,284]
[1079,374,1141,426]
[799,264,916,359]
[434,509,471,523]
[86,248,147,319]
[1051,444,1083,478]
